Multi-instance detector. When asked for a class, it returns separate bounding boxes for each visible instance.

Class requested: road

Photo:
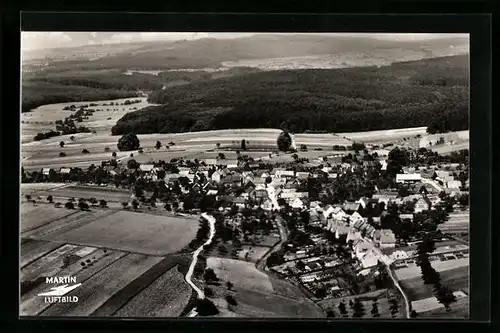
[184,213,216,300]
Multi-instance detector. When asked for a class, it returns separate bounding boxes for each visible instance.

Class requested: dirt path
[184,213,215,300]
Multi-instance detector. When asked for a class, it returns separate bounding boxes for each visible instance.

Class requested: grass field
[20,239,65,268]
[40,253,163,316]
[416,294,469,318]
[21,204,79,233]
[400,266,469,301]
[337,127,427,144]
[44,211,198,255]
[113,265,192,317]
[207,257,274,293]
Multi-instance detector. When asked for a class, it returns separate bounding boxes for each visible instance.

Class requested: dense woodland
[112,55,469,135]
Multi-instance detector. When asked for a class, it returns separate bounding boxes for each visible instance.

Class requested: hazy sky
[21,32,468,51]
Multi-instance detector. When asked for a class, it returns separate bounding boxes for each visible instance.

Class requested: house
[399,214,414,221]
[356,197,371,209]
[447,180,462,189]
[290,198,305,209]
[380,160,388,171]
[230,197,247,209]
[347,229,362,243]
[396,173,422,183]
[388,250,409,261]
[296,172,310,180]
[59,167,71,174]
[360,248,379,268]
[211,170,223,182]
[343,202,361,213]
[252,178,267,186]
[252,188,268,201]
[323,205,336,219]
[42,168,52,175]
[335,226,350,239]
[139,163,154,172]
[227,164,239,170]
[276,170,294,178]
[206,189,218,196]
[261,198,274,211]
[260,172,270,179]
[373,229,396,248]
[205,159,218,166]
[414,197,431,213]
[354,241,375,260]
[349,211,364,226]
[328,173,338,179]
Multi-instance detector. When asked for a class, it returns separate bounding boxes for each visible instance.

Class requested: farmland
[113,265,192,317]
[37,211,198,256]
[21,203,79,233]
[400,266,469,301]
[32,185,133,203]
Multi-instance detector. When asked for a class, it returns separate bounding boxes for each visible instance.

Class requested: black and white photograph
[20,31,470,319]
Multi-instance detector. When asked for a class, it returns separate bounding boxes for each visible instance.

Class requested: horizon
[22,32,469,52]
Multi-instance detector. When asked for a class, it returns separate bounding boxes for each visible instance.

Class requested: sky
[21,32,469,51]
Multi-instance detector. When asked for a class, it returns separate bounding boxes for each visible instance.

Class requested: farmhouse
[139,164,155,172]
[42,168,52,175]
[447,180,462,189]
[205,158,218,166]
[414,197,431,213]
[59,167,71,174]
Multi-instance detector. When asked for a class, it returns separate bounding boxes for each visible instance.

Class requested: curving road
[184,213,216,300]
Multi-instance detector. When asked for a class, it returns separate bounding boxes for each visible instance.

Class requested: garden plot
[46,211,198,255]
[40,253,163,317]
[21,204,80,233]
[113,265,192,317]
[207,257,273,293]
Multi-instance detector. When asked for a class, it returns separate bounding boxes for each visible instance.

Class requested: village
[21,136,470,318]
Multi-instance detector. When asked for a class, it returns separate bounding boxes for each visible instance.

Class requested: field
[337,127,427,144]
[394,257,469,280]
[207,257,274,293]
[20,183,69,196]
[400,266,469,301]
[415,294,469,318]
[113,265,192,317]
[40,253,164,316]
[20,203,79,233]
[33,185,133,203]
[38,211,198,256]
[438,211,469,233]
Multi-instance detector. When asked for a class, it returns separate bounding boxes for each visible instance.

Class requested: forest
[112,55,469,135]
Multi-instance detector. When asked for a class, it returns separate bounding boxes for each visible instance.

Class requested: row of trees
[325,297,400,318]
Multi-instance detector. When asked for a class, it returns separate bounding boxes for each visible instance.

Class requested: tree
[99,199,108,208]
[338,301,348,317]
[295,260,306,271]
[122,201,129,209]
[131,199,139,210]
[352,299,365,318]
[117,133,140,151]
[277,131,293,152]
[326,308,336,318]
[226,295,238,307]
[155,141,162,149]
[398,186,410,198]
[70,135,75,141]
[314,287,327,299]
[226,281,234,290]
[82,149,90,155]
[65,201,75,209]
[204,287,214,297]
[195,298,219,316]
[371,300,380,317]
[59,141,65,148]
[216,143,221,149]
[78,201,89,211]
[410,310,418,318]
[218,244,228,255]
[203,268,218,283]
[25,194,31,202]
[47,195,53,203]
[389,298,399,318]
[112,151,117,158]
[241,139,247,150]
[435,285,457,311]
[127,159,140,170]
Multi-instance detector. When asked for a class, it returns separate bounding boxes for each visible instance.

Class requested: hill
[111,54,469,135]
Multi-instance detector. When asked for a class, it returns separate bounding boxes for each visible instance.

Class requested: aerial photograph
[20,32,469,319]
